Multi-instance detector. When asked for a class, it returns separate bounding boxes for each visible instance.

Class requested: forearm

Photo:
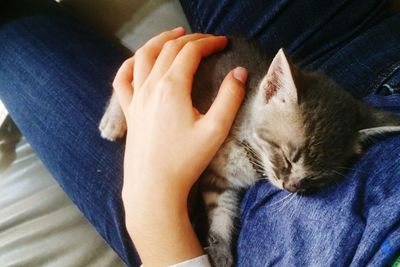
[125,195,204,267]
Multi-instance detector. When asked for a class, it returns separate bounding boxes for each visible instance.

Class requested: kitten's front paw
[206,232,233,267]
[99,110,127,141]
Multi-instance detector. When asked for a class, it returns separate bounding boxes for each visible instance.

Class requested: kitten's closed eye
[291,150,301,163]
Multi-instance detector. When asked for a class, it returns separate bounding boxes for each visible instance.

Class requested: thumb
[204,67,247,136]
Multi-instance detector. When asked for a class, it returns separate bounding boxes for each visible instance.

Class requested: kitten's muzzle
[283,176,315,193]
[283,181,301,193]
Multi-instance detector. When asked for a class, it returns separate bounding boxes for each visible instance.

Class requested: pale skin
[113,27,247,266]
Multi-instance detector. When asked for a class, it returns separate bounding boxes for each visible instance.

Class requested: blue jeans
[1,0,399,266]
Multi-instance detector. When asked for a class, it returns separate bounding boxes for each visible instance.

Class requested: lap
[1,1,400,266]
[0,2,138,266]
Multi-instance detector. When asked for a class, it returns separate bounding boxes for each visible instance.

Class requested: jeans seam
[369,62,400,94]
[375,64,400,91]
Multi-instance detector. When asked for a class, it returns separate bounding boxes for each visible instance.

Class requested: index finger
[167,36,228,88]
[134,27,185,90]
[113,56,135,113]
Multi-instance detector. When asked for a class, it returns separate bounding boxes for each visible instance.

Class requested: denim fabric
[0,1,139,266]
[1,0,400,266]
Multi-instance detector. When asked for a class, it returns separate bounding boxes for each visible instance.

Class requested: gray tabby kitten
[100,38,400,267]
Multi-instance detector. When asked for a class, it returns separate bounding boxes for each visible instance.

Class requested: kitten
[100,38,400,266]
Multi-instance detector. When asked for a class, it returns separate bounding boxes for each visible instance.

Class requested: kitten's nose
[283,181,300,193]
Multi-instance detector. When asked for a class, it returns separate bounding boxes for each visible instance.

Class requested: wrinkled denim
[0,0,399,266]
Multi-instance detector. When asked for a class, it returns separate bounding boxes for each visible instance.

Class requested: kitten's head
[247,49,400,193]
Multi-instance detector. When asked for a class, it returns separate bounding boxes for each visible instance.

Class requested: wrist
[122,178,191,232]
[125,196,203,267]
[124,193,189,232]
[122,175,204,266]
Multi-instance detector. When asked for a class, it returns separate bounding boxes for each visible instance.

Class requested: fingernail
[233,67,248,84]
[172,26,184,32]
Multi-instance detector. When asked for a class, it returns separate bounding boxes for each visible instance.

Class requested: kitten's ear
[358,109,400,147]
[262,48,298,103]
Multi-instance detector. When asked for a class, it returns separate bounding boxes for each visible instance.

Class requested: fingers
[113,30,229,113]
[134,27,185,90]
[167,36,228,88]
[113,57,135,114]
[148,33,212,81]
[203,67,247,139]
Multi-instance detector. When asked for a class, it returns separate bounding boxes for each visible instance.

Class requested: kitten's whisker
[335,166,353,170]
[249,158,263,165]
[252,160,265,169]
[248,157,264,167]
[244,145,259,156]
[286,193,297,211]
[269,192,293,207]
[333,171,345,177]
[336,166,367,175]
[332,170,347,178]
[243,143,260,157]
[331,170,352,183]
[291,194,301,218]
[275,192,296,212]
[249,161,264,170]
[311,140,324,147]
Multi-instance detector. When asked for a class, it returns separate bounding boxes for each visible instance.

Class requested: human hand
[113,27,247,266]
